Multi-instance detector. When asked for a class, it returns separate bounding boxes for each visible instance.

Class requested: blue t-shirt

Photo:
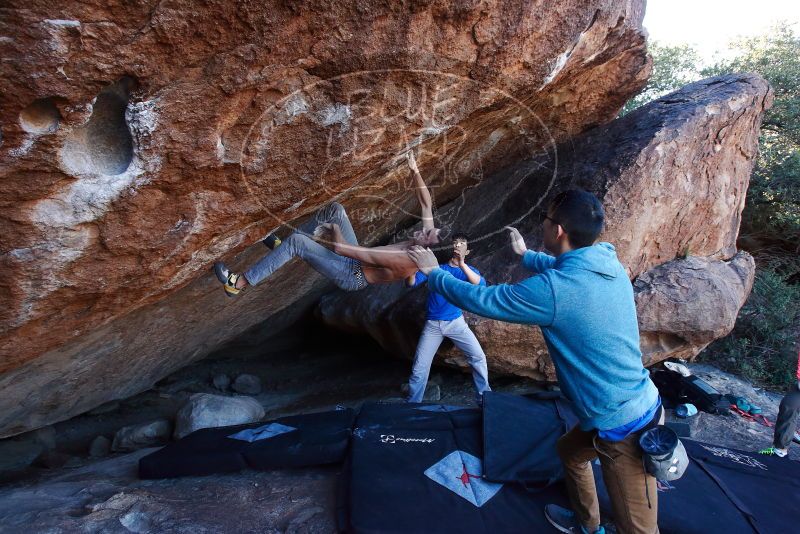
[412,264,486,321]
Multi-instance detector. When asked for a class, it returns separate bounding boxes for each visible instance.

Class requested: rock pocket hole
[19,98,61,134]
[61,77,137,176]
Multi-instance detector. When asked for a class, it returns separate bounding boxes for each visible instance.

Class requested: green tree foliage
[703,22,800,253]
[705,268,800,389]
[621,42,702,115]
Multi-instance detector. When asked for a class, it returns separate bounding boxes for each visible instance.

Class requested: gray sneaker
[544,504,605,534]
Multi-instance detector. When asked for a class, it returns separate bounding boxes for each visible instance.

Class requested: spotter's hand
[504,226,528,256]
[313,223,334,239]
[407,245,438,275]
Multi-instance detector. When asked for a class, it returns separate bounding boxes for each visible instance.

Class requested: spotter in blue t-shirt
[411,264,486,321]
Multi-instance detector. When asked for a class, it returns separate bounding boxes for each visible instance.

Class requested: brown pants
[557,416,663,534]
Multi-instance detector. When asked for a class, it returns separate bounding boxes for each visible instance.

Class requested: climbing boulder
[174,394,265,439]
[111,419,172,452]
[319,74,771,379]
[0,0,653,436]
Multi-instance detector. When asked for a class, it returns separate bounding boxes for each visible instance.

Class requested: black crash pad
[139,408,355,479]
[342,402,572,533]
[483,391,578,487]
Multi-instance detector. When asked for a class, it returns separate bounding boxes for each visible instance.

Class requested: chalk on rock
[174,393,265,439]
[232,374,262,395]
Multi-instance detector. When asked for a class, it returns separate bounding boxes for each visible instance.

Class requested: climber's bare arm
[320,223,402,267]
[407,152,434,231]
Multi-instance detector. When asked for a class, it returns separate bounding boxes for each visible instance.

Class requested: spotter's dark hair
[547,190,604,248]
[451,232,470,242]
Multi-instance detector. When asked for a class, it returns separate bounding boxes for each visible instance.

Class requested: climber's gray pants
[244,203,367,291]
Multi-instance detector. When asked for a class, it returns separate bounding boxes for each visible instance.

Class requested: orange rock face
[0,1,652,437]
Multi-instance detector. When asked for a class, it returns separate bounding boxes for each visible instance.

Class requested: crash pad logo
[380,434,436,444]
[424,450,503,507]
[239,67,557,250]
[700,445,768,471]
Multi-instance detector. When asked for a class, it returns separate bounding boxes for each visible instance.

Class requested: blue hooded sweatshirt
[426,242,658,432]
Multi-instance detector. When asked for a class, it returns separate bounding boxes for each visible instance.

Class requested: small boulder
[232,374,262,395]
[111,420,172,452]
[212,373,231,391]
[89,435,112,458]
[174,393,265,439]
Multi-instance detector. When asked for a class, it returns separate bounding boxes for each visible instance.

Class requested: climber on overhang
[213,151,441,297]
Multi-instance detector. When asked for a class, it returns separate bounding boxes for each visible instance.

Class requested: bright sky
[644,0,800,63]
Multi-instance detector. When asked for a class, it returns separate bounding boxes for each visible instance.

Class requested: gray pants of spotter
[243,202,365,291]
[774,388,800,449]
[407,316,491,403]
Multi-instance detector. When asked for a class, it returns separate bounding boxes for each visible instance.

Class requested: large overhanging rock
[0,2,651,437]
[318,74,772,379]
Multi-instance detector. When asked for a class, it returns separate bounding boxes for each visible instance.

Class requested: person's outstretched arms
[407,246,554,325]
[505,226,556,274]
[407,152,434,231]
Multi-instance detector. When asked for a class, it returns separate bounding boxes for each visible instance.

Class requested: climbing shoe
[262,234,281,250]
[758,447,788,458]
[213,262,243,298]
[544,504,605,534]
